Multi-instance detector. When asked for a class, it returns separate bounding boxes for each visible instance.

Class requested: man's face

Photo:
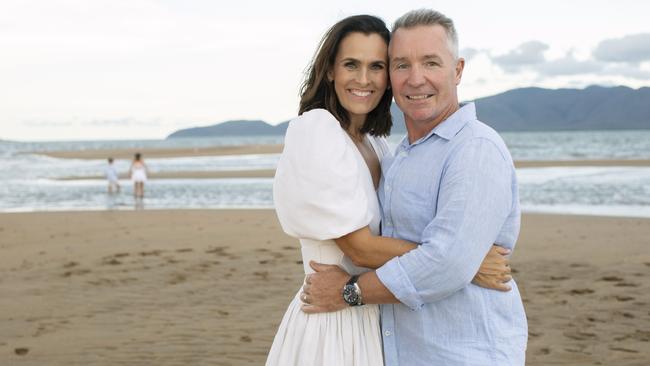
[389,24,464,126]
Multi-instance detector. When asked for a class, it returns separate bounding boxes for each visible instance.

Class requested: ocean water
[1,130,649,217]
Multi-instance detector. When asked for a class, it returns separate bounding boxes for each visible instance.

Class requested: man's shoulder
[459,119,507,146]
[452,119,512,162]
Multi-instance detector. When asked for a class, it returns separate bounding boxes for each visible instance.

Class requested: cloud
[487,37,650,80]
[491,41,549,71]
[593,33,650,63]
[536,53,603,76]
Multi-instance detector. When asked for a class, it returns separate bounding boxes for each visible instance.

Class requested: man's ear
[455,57,465,85]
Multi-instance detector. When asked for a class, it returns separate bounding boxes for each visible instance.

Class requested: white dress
[131,165,147,182]
[267,109,390,366]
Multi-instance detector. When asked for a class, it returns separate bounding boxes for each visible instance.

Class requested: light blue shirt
[376,103,528,365]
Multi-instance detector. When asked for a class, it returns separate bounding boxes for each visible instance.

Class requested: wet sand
[0,210,648,365]
[56,169,276,180]
[30,145,650,169]
[34,144,284,160]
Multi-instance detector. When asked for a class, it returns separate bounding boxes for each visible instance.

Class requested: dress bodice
[272,109,391,275]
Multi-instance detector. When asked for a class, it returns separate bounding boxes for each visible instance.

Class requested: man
[302,9,528,365]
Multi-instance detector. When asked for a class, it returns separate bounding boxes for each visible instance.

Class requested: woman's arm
[334,226,416,269]
[335,226,512,291]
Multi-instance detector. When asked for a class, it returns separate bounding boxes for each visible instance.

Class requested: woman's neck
[347,116,366,143]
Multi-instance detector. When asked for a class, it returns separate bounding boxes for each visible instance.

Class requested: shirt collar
[399,102,476,149]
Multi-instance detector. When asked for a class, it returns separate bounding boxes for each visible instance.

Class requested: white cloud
[593,33,650,63]
[491,41,549,71]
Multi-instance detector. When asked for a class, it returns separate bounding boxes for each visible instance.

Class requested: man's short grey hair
[392,9,459,59]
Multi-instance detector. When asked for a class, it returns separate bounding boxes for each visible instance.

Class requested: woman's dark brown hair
[299,15,392,136]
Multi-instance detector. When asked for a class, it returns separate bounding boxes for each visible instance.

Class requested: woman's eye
[370,63,385,70]
[344,62,357,69]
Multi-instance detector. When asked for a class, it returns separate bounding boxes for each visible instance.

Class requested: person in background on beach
[105,157,120,194]
[266,14,512,366]
[302,9,528,365]
[129,152,148,198]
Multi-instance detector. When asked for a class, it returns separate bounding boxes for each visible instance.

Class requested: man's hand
[301,261,350,314]
[472,245,512,291]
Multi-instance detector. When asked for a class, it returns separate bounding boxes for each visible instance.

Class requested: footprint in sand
[205,246,229,254]
[102,258,122,266]
[569,288,594,295]
[62,268,91,277]
[63,261,79,268]
[240,335,252,343]
[614,295,635,302]
[614,282,639,287]
[600,276,623,282]
[217,310,229,316]
[168,273,187,285]
[253,271,269,280]
[139,250,163,257]
[175,248,193,253]
[609,346,639,353]
[15,348,29,355]
[550,276,568,281]
[563,330,598,340]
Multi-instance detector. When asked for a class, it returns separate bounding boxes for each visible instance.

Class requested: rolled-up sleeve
[376,137,513,310]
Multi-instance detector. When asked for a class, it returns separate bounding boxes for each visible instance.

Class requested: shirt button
[384,330,391,337]
[386,185,391,191]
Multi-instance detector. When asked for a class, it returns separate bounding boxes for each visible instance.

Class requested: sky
[1,0,649,141]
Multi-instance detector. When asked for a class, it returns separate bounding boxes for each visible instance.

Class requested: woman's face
[328,32,388,126]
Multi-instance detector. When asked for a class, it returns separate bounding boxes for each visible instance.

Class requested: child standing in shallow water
[129,153,148,198]
[105,157,120,194]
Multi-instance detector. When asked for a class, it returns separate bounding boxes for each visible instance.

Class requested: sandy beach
[1,210,648,365]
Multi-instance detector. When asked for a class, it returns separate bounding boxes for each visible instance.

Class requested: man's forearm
[358,271,400,304]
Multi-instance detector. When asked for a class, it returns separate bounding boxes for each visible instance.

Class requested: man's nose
[407,65,425,87]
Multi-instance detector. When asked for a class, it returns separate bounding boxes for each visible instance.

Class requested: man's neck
[406,103,460,144]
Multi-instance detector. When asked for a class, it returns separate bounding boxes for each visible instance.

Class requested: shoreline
[25,145,650,168]
[31,144,284,159]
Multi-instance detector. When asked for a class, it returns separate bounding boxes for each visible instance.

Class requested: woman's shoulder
[284,109,346,147]
[288,108,343,132]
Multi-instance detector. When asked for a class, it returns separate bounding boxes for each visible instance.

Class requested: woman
[129,152,148,198]
[267,15,509,366]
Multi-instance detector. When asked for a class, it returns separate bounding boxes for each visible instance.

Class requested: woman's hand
[472,245,512,291]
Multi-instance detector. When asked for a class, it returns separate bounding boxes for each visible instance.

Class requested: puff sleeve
[273,109,372,240]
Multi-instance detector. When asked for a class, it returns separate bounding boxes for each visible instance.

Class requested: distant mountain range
[166,85,650,138]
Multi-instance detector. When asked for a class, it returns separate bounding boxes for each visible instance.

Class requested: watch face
[343,285,359,304]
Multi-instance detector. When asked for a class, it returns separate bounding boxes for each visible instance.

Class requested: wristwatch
[342,275,364,306]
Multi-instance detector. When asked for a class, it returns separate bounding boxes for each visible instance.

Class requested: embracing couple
[267,8,528,366]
